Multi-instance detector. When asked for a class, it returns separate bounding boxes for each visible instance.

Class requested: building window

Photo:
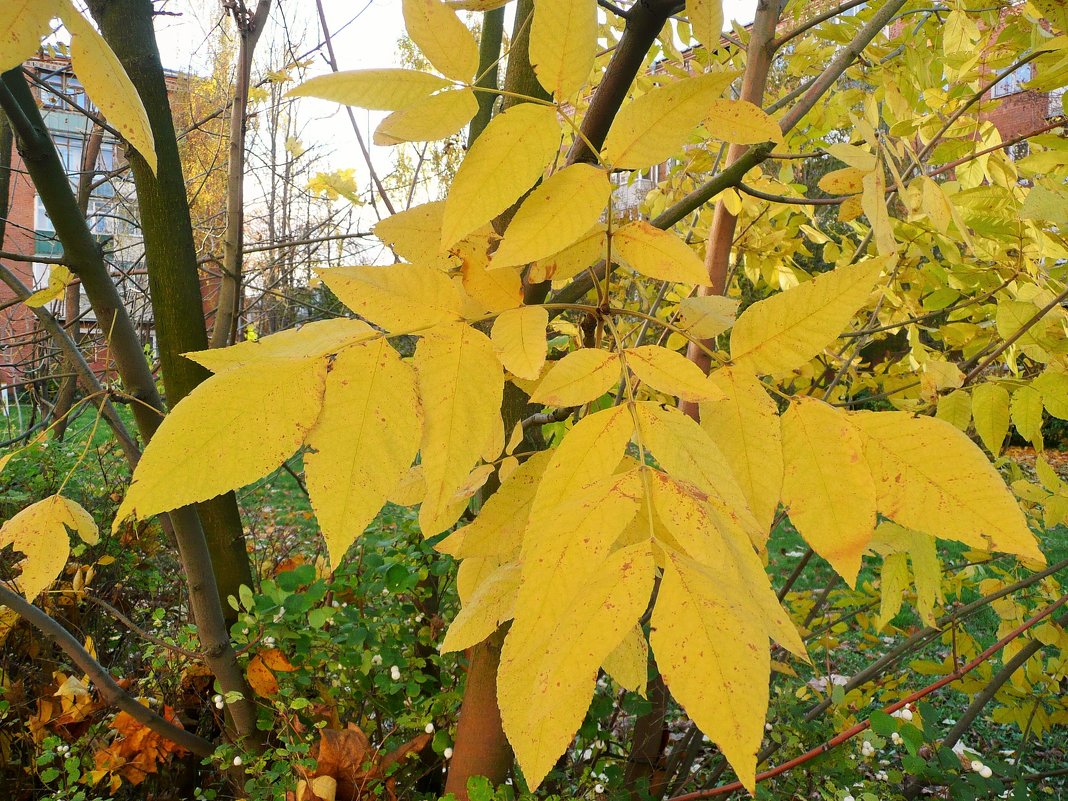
[991,63,1033,98]
[38,69,90,112]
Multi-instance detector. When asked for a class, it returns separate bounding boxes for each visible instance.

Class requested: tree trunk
[85,0,255,620]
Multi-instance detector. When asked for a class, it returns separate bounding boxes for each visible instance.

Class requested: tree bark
[85,0,254,620]
[211,0,271,349]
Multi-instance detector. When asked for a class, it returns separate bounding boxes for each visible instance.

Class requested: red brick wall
[1,142,42,388]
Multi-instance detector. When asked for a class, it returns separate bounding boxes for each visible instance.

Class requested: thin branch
[0,584,215,758]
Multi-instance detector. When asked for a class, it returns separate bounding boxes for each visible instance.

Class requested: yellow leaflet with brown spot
[623,346,721,403]
[687,0,724,50]
[817,167,866,195]
[602,626,648,697]
[780,398,876,587]
[373,89,478,145]
[650,549,768,794]
[184,318,374,374]
[1,496,98,601]
[853,411,1044,563]
[287,69,451,110]
[632,401,761,542]
[402,0,479,82]
[730,258,885,377]
[532,404,634,512]
[116,358,327,526]
[502,536,654,788]
[438,450,554,561]
[601,71,736,170]
[305,340,422,568]
[529,348,621,407]
[414,323,504,536]
[492,306,549,380]
[648,472,805,658]
[442,104,563,249]
[59,4,157,172]
[461,255,522,315]
[529,224,606,283]
[441,562,520,652]
[530,0,598,101]
[613,222,712,286]
[492,163,612,268]
[702,367,782,537]
[0,0,62,73]
[705,99,782,145]
[318,264,463,333]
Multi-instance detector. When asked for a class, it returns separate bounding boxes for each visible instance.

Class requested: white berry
[971,760,984,773]
[425,723,435,734]
[979,766,993,779]
[595,785,605,794]
[233,756,243,767]
[444,747,454,759]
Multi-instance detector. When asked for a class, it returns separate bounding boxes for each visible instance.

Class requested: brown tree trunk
[86,0,255,622]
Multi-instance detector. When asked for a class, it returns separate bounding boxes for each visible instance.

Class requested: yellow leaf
[532,404,634,511]
[502,535,654,788]
[613,221,712,286]
[529,224,606,283]
[374,202,444,262]
[492,163,612,268]
[438,450,553,560]
[825,143,877,172]
[24,265,73,308]
[702,367,782,536]
[601,71,736,170]
[705,99,782,145]
[936,389,972,432]
[0,496,98,601]
[1034,370,1068,420]
[402,0,479,82]
[650,550,768,794]
[870,522,943,626]
[648,473,805,658]
[623,345,721,403]
[730,259,884,377]
[920,176,953,235]
[247,654,280,696]
[876,551,908,630]
[305,340,422,569]
[602,626,648,696]
[183,318,373,373]
[318,264,463,333]
[441,563,520,652]
[687,0,724,50]
[817,167,865,195]
[442,104,562,249]
[414,323,504,535]
[58,5,157,172]
[530,0,597,101]
[373,89,478,145]
[853,411,1044,562]
[461,260,523,314]
[389,465,426,507]
[492,307,549,380]
[447,0,510,8]
[117,359,327,525]
[862,168,897,255]
[1010,386,1044,446]
[780,398,876,587]
[0,0,61,73]
[287,68,451,110]
[971,382,1010,456]
[677,295,738,340]
[529,348,620,407]
[632,401,761,541]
